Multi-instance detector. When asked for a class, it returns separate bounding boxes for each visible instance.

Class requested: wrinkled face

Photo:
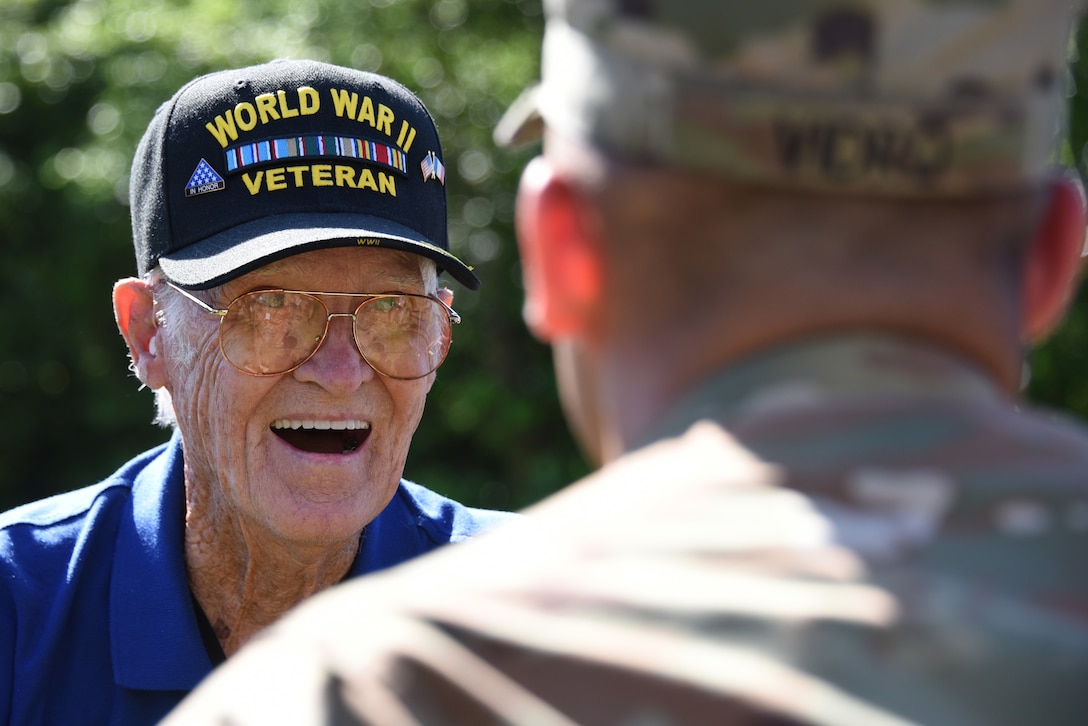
[161,247,438,546]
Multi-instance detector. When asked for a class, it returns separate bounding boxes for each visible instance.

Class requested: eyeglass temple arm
[439,299,461,325]
[164,282,228,317]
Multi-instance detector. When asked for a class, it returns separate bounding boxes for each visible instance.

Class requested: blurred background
[1,0,1087,513]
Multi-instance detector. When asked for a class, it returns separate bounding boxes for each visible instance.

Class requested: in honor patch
[420,151,446,185]
[185,159,226,198]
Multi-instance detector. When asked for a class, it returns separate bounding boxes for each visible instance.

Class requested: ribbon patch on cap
[184,158,226,197]
[420,151,445,185]
[224,135,408,175]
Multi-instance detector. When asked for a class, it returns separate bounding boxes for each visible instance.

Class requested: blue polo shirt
[0,432,516,725]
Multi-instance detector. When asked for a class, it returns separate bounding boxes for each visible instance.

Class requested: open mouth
[271,419,371,455]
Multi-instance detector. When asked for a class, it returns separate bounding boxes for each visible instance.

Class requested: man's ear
[1022,174,1087,343]
[515,156,603,342]
[113,278,167,390]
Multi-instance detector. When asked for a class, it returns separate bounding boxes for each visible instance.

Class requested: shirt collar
[647,333,1005,447]
[111,430,213,691]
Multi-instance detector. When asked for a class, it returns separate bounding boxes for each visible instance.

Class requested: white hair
[143,268,200,427]
[144,251,442,427]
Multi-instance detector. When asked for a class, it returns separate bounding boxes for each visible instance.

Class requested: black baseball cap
[130,59,479,290]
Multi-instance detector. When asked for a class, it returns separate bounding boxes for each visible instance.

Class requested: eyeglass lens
[218,290,452,379]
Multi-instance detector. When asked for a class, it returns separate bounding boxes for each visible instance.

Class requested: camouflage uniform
[164,2,1088,724]
[164,335,1088,725]
[497,0,1075,197]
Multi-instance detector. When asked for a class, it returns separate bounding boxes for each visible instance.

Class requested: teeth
[272,419,370,431]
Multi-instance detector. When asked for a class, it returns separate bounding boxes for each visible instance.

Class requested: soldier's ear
[114,278,168,390]
[515,156,603,342]
[1022,174,1086,343]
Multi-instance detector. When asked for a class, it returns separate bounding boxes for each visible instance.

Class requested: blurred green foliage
[0,0,588,512]
[1,2,1087,513]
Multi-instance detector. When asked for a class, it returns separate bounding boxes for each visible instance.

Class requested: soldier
[165,2,1088,724]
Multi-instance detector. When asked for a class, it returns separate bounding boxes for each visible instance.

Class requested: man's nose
[292,313,375,392]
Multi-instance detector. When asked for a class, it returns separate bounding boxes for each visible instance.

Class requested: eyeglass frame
[162,280,461,380]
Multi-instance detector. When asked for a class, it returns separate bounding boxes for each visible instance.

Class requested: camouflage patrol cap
[496,0,1084,196]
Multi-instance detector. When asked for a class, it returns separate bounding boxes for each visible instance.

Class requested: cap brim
[493,85,545,149]
[159,212,480,291]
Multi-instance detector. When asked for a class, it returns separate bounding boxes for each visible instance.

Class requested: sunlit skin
[116,247,449,654]
[514,143,1088,466]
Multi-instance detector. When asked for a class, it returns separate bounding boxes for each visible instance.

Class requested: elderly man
[0,60,516,724]
[167,2,1088,725]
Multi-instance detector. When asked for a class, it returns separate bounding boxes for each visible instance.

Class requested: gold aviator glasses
[165,282,460,380]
